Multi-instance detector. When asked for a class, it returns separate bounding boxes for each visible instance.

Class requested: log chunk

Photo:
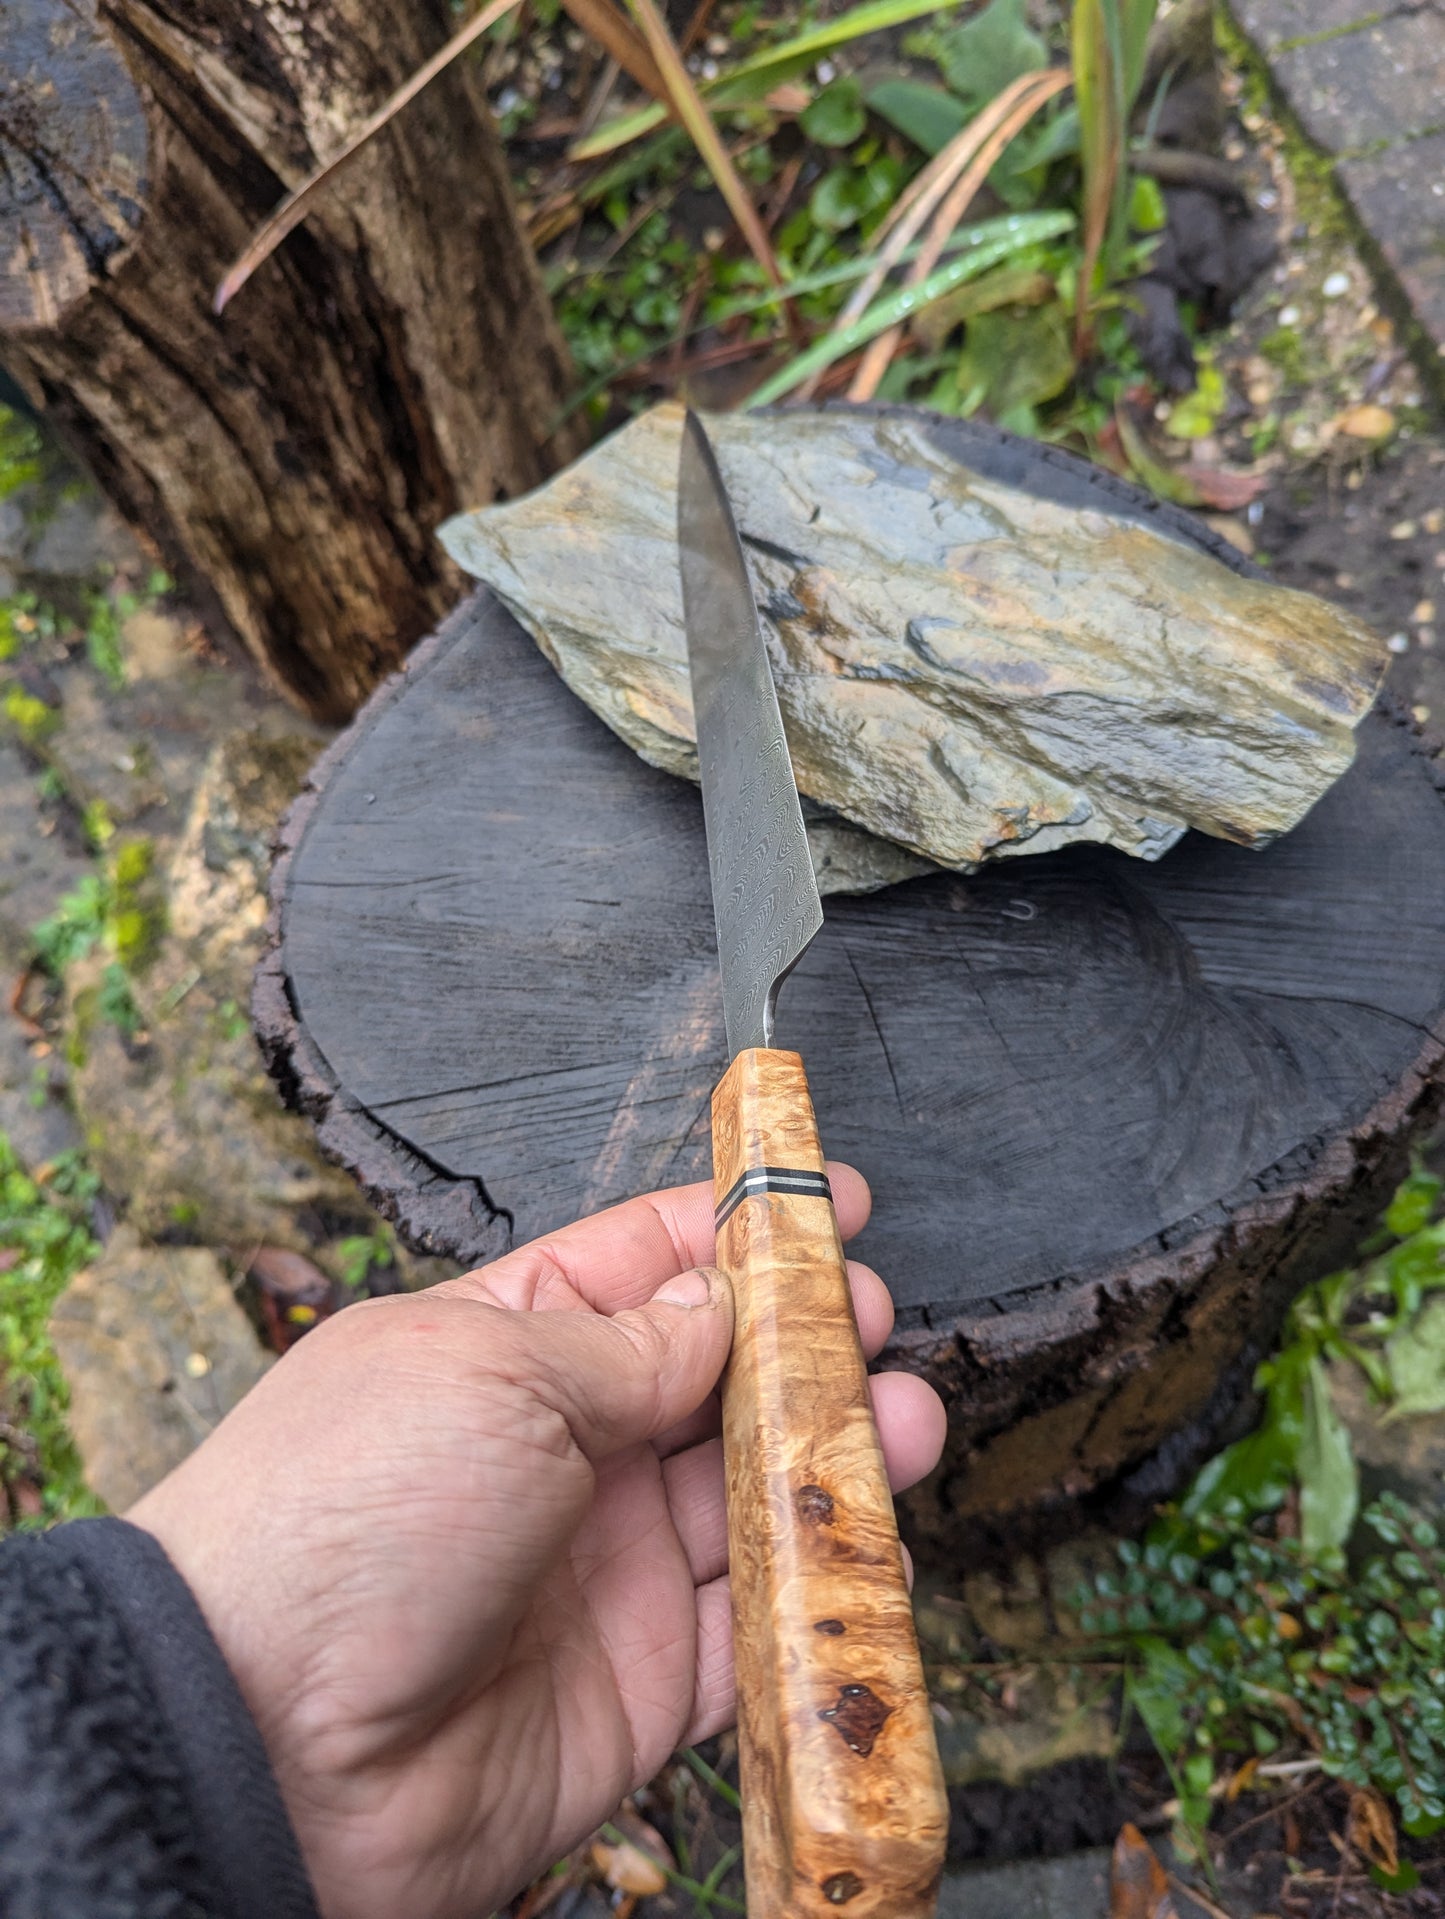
[1,0,583,720]
[257,430,1445,1559]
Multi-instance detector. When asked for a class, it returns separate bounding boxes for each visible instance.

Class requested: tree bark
[0,0,586,720]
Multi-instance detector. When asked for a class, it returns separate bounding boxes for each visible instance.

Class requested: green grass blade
[571,0,964,159]
[742,209,1075,408]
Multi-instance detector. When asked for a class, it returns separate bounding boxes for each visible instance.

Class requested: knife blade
[677,409,948,1919]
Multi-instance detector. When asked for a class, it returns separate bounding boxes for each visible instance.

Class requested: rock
[441,405,1384,891]
[49,1225,270,1510]
[916,1543,1121,1791]
[1327,1348,1445,1515]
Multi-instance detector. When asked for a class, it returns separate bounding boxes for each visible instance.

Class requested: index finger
[451,1161,872,1316]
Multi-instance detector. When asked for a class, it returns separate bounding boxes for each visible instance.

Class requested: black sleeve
[0,1516,322,1919]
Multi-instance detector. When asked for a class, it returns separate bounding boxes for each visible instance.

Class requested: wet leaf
[801,76,867,147]
[953,300,1076,417]
[1171,463,1267,512]
[866,77,971,157]
[1226,1756,1260,1801]
[590,1837,667,1896]
[910,0,1048,108]
[1110,1822,1178,1919]
[1348,1784,1399,1874]
[1333,403,1397,443]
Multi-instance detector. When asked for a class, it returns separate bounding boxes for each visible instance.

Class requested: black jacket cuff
[0,1516,321,1919]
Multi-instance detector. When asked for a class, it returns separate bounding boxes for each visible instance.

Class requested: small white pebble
[1390,520,1419,540]
[815,58,837,82]
[1257,188,1279,211]
[1322,271,1350,299]
[1413,599,1437,624]
[1387,632,1410,653]
[1413,704,1432,725]
[184,1352,211,1378]
[1278,303,1301,326]
[1247,500,1265,526]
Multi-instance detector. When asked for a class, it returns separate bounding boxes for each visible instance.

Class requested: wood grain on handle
[713,1047,947,1919]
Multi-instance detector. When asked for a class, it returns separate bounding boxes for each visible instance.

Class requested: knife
[677,409,948,1919]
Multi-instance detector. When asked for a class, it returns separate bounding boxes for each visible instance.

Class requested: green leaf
[1386,1297,1445,1418]
[801,75,866,146]
[864,78,970,156]
[1386,1170,1442,1239]
[1162,357,1226,439]
[952,299,1076,417]
[742,207,1075,408]
[1130,172,1168,232]
[909,0,1048,107]
[807,158,901,232]
[571,0,960,159]
[1298,1358,1358,1556]
[1127,1636,1194,1756]
[1371,1860,1422,1893]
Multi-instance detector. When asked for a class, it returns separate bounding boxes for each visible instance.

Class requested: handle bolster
[714,1164,833,1230]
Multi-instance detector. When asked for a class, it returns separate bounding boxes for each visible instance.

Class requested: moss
[2,686,60,747]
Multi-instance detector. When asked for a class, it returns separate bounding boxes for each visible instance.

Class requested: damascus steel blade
[678,409,823,1057]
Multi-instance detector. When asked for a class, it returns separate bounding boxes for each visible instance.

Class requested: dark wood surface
[269,592,1445,1313]
[258,425,1445,1545]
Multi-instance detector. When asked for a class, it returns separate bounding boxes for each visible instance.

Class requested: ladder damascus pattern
[677,410,823,1058]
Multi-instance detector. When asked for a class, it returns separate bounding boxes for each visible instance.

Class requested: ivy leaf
[1298,1357,1358,1556]
[808,157,902,232]
[865,77,970,156]
[801,75,866,146]
[909,0,1048,109]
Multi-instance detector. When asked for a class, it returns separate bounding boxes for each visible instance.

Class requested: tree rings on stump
[258,443,1445,1559]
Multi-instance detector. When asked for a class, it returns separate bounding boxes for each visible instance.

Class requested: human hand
[130,1169,945,1919]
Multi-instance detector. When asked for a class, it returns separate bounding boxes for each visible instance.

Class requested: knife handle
[712,1047,947,1919]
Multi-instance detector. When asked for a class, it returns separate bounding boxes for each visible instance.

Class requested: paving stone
[1272,13,1445,155]
[50,1225,271,1512]
[1232,0,1412,59]
[1340,128,1445,363]
[937,1849,1112,1919]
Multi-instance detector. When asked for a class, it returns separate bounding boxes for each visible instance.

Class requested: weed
[0,1134,103,1525]
[334,1226,396,1292]
[1074,1168,1445,1858]
[31,838,167,1022]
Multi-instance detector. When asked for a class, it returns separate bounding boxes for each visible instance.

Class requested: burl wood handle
[712,1047,947,1919]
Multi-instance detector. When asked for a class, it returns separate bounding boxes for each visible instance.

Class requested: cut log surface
[258,423,1445,1551]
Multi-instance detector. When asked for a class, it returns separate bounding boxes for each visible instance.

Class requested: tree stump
[0,0,583,721]
[256,426,1445,1561]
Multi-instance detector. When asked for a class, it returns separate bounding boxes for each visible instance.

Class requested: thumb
[505,1265,734,1464]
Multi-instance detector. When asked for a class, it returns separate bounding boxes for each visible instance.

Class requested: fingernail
[654,1268,712,1309]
